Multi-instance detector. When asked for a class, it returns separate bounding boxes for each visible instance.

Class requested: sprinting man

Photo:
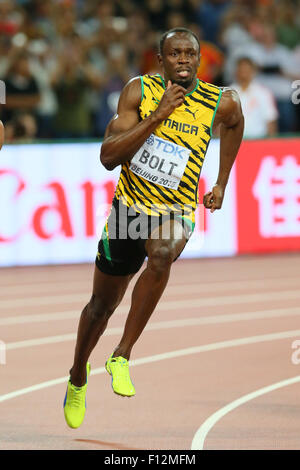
[64,27,244,428]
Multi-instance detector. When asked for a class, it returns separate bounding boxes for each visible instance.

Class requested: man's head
[158,28,201,89]
[235,56,257,86]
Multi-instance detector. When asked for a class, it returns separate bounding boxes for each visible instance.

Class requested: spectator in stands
[124,9,151,72]
[51,36,102,138]
[220,5,254,53]
[0,0,23,37]
[138,29,161,75]
[3,50,40,129]
[225,22,298,132]
[165,10,187,32]
[231,56,278,139]
[94,42,136,137]
[275,0,300,50]
[291,43,300,131]
[144,0,168,32]
[250,23,298,133]
[195,0,232,46]
[190,24,224,85]
[31,0,57,43]
[5,112,37,143]
[28,39,58,138]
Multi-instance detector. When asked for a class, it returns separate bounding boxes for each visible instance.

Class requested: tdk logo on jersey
[146,135,154,146]
[154,136,185,159]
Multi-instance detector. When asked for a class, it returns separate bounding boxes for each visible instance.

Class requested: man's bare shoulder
[103,77,142,139]
[118,76,142,110]
[219,87,241,113]
[123,76,142,92]
[214,87,243,128]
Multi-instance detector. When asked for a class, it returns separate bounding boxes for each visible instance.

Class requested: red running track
[0,253,300,450]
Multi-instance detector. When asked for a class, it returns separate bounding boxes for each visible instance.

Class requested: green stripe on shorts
[181,217,195,234]
[102,222,112,263]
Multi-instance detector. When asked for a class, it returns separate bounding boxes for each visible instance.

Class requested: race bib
[129,134,190,190]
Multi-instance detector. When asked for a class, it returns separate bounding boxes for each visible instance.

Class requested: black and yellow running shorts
[95,198,195,276]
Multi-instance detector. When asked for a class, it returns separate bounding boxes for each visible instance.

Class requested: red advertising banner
[236,138,300,253]
[0,140,236,266]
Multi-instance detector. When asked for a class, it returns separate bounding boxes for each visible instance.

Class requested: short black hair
[159,27,200,55]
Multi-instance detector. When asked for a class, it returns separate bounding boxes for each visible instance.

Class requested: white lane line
[1,328,300,403]
[0,293,87,309]
[0,311,80,326]
[1,288,300,320]
[3,302,300,328]
[1,281,90,296]
[1,275,299,299]
[4,307,300,351]
[191,375,300,450]
[0,263,295,288]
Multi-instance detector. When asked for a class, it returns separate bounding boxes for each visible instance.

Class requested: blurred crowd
[0,0,300,142]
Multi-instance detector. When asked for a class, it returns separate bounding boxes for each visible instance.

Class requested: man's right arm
[100,77,185,170]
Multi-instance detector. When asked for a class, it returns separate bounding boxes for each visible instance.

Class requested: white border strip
[191,375,300,450]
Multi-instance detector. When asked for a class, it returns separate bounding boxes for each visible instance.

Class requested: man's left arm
[203,88,244,213]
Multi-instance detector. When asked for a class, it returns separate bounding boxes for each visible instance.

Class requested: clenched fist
[203,184,225,213]
[153,81,186,121]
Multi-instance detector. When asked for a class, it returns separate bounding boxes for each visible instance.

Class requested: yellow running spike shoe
[63,362,91,429]
[105,355,135,397]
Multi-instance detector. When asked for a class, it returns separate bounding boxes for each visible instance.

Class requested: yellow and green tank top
[114,74,222,222]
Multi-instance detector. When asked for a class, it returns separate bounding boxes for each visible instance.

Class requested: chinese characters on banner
[235,139,300,253]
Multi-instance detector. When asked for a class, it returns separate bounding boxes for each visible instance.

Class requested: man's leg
[70,266,133,387]
[112,219,187,360]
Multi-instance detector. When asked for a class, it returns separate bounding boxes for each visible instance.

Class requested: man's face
[236,59,256,83]
[158,32,200,89]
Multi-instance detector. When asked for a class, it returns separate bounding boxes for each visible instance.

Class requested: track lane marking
[191,375,300,450]
[1,289,300,324]
[1,329,300,403]
[1,275,300,299]
[4,307,300,350]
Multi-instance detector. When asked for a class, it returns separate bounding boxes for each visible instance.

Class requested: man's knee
[87,294,117,321]
[148,244,175,274]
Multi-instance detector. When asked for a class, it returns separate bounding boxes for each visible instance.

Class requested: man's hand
[153,81,185,121]
[203,184,225,213]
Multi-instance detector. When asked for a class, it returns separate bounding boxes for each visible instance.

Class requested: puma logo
[185,108,198,120]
